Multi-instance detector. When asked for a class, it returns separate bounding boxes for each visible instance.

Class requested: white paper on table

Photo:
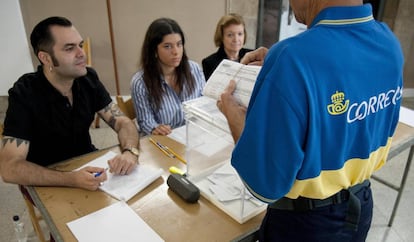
[207,162,263,206]
[76,151,163,201]
[67,201,164,242]
[399,106,414,127]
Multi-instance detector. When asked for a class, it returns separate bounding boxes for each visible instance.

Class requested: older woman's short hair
[214,13,247,47]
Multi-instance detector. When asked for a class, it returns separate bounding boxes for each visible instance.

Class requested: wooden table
[26,135,264,242]
[26,122,414,240]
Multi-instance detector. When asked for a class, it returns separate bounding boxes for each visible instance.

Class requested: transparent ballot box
[183,98,266,224]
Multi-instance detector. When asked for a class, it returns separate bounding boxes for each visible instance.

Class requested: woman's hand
[151,124,172,135]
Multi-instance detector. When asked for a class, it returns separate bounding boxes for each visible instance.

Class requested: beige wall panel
[19,0,117,93]
[17,0,414,93]
[227,0,258,49]
[110,0,225,94]
[393,0,414,88]
[19,0,227,95]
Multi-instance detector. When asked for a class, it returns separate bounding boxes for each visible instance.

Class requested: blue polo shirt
[231,4,404,202]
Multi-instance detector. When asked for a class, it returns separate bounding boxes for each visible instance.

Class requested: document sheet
[189,161,266,224]
[399,106,414,127]
[203,59,261,107]
[67,201,164,242]
[76,151,163,201]
[183,59,261,134]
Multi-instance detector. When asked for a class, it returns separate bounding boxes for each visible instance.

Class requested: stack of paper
[189,161,266,224]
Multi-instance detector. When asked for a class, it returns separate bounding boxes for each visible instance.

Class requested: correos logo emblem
[327,86,403,123]
[327,91,349,115]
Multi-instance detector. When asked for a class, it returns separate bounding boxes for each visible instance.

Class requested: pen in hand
[94,167,108,177]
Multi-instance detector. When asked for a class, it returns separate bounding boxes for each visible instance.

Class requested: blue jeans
[259,185,373,242]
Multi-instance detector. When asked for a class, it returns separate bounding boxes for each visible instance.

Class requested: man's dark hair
[30,16,72,58]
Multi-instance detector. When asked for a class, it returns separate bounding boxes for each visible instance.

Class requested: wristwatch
[122,146,140,157]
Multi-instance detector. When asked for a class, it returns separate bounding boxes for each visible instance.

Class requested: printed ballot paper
[202,59,261,107]
[76,151,163,201]
[183,59,261,135]
[67,201,164,242]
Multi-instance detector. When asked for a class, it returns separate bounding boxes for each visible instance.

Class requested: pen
[149,137,174,158]
[164,146,187,164]
[149,137,187,164]
[94,167,108,177]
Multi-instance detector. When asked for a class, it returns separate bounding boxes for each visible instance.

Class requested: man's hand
[73,166,108,191]
[107,152,138,175]
[241,47,269,66]
[217,80,247,143]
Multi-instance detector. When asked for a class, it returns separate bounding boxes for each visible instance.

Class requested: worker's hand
[240,47,269,66]
[217,80,247,143]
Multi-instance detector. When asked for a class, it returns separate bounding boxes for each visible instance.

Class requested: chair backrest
[83,37,92,67]
[116,96,136,120]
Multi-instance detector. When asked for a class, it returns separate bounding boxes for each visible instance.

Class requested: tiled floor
[0,97,414,242]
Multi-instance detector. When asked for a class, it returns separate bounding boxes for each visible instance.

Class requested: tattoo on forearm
[1,137,29,148]
[107,116,116,129]
[104,103,123,117]
[103,103,123,129]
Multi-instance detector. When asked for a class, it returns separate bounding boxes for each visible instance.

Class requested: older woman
[202,13,252,80]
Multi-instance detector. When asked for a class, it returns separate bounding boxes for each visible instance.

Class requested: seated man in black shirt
[0,16,140,191]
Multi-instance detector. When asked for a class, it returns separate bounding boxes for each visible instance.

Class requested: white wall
[0,0,34,96]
